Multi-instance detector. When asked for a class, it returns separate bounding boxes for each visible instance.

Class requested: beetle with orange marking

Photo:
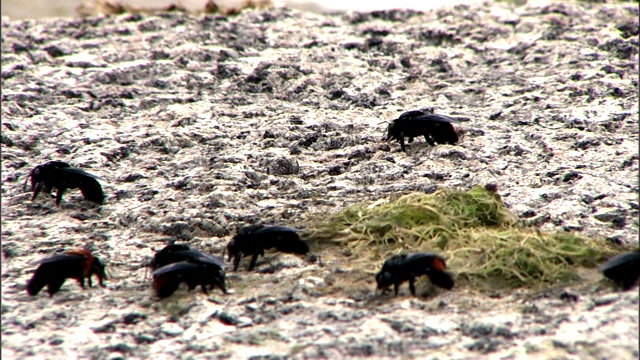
[27,249,107,297]
[375,253,454,296]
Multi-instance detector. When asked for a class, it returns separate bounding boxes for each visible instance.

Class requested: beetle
[27,249,107,297]
[600,249,640,291]
[152,261,227,298]
[149,244,227,298]
[375,252,454,296]
[150,244,225,270]
[385,110,460,152]
[150,244,193,270]
[25,160,104,205]
[227,225,309,271]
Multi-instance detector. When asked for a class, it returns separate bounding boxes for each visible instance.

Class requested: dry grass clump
[307,185,621,289]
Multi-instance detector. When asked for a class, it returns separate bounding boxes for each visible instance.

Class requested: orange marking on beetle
[431,257,447,271]
[66,249,93,277]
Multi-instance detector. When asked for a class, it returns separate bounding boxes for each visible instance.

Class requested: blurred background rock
[2,0,486,19]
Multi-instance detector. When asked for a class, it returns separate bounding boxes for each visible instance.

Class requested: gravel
[1,1,638,359]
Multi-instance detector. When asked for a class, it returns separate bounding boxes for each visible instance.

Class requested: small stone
[552,339,569,349]
[466,338,501,354]
[49,337,64,346]
[592,294,618,307]
[217,311,240,326]
[122,313,147,325]
[264,297,277,305]
[327,165,343,175]
[594,208,624,223]
[160,322,183,336]
[463,323,494,338]
[134,334,156,344]
[237,316,253,328]
[43,45,67,58]
[299,276,325,288]
[64,53,105,68]
[559,291,579,302]
[347,343,376,356]
[267,157,299,175]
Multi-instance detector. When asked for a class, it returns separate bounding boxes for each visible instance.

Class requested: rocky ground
[1,1,639,359]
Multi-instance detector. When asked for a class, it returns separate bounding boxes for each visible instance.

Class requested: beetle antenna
[23,171,32,191]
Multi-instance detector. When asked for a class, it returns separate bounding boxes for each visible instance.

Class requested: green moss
[307,185,622,289]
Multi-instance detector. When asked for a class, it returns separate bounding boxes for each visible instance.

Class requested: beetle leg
[393,281,400,295]
[87,275,93,288]
[77,277,86,289]
[24,174,32,192]
[248,252,260,271]
[409,277,416,295]
[44,184,55,200]
[97,274,106,287]
[233,253,242,271]
[217,276,228,294]
[55,187,66,205]
[201,284,209,295]
[423,133,436,146]
[399,131,407,152]
[32,183,43,200]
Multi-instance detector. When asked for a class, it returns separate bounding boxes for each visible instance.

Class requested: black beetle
[227,225,309,271]
[385,110,460,152]
[600,249,640,291]
[152,261,227,298]
[149,244,227,298]
[25,160,104,205]
[375,253,454,296]
[150,244,225,270]
[27,249,107,297]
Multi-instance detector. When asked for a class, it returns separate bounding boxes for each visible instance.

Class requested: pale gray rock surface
[1,1,638,359]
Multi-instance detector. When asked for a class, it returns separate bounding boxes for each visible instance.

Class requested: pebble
[160,323,184,336]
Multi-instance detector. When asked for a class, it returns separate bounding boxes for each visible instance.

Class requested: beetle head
[25,165,43,191]
[385,122,398,141]
[26,161,72,190]
[375,270,393,290]
[90,257,108,285]
[210,267,227,294]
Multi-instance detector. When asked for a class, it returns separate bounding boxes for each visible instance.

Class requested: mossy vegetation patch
[307,185,622,289]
